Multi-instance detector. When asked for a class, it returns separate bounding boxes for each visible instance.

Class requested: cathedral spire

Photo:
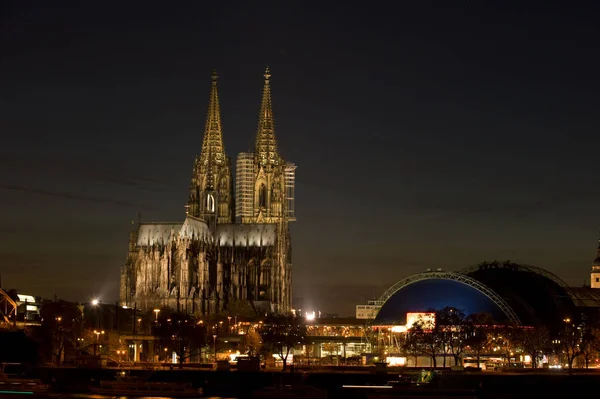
[201,69,226,165]
[255,66,279,166]
[594,239,600,266]
[205,143,215,191]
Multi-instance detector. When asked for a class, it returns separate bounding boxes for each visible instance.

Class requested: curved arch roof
[462,262,576,332]
[374,278,509,325]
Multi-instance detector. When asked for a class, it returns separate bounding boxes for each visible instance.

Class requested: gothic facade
[120,68,296,316]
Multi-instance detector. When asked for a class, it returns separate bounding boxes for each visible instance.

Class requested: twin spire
[200,69,226,170]
[255,66,279,166]
[199,67,279,169]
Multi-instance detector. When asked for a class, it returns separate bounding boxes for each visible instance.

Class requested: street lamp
[91,299,101,329]
[227,316,231,331]
[213,334,217,362]
[154,309,160,321]
[93,330,104,356]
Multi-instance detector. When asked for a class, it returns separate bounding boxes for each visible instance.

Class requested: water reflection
[35,395,231,399]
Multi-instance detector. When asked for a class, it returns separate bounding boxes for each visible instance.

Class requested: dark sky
[2,2,600,316]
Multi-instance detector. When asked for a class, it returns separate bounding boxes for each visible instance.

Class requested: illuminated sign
[356,305,381,319]
[406,312,435,329]
[17,295,35,303]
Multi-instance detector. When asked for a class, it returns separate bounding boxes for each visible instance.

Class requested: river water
[6,395,224,399]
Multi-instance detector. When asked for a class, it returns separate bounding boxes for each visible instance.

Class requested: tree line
[396,307,600,371]
[28,301,305,369]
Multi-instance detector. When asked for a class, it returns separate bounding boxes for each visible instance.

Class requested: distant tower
[235,152,255,222]
[591,239,600,288]
[186,70,233,231]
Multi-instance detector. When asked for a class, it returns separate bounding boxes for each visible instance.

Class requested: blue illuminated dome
[374,278,509,325]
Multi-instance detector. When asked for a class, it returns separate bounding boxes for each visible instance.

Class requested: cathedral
[119,68,296,317]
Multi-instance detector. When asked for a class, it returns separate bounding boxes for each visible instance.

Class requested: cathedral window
[258,184,267,208]
[207,194,215,212]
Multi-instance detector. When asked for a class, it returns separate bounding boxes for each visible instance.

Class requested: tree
[464,313,493,369]
[39,301,83,364]
[241,327,262,356]
[411,316,440,368]
[492,325,520,366]
[517,326,550,369]
[322,342,339,356]
[436,307,468,366]
[402,328,423,367]
[558,321,584,371]
[261,315,306,371]
[577,327,600,369]
[152,312,206,365]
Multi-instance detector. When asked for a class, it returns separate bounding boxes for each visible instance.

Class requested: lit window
[207,194,215,212]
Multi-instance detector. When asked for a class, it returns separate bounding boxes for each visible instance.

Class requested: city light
[91,299,99,306]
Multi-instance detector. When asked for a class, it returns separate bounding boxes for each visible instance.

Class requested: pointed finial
[212,69,218,83]
[264,66,271,81]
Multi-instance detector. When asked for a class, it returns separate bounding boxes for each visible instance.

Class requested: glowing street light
[93,330,104,356]
[154,309,160,321]
[213,334,217,362]
[91,299,101,329]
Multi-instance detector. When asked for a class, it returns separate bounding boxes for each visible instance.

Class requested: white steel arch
[376,270,521,325]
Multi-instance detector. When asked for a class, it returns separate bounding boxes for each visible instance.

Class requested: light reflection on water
[32,395,234,399]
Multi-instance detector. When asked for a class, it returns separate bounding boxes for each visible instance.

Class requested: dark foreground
[19,367,600,398]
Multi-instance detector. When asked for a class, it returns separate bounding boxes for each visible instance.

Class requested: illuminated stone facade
[120,69,295,316]
[591,240,600,289]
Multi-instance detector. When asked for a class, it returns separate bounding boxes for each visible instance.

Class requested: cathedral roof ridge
[140,221,183,225]
[184,214,205,222]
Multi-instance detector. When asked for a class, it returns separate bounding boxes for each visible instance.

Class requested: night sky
[2,2,600,315]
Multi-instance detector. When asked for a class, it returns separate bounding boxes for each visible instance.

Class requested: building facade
[120,68,296,317]
[591,240,600,289]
